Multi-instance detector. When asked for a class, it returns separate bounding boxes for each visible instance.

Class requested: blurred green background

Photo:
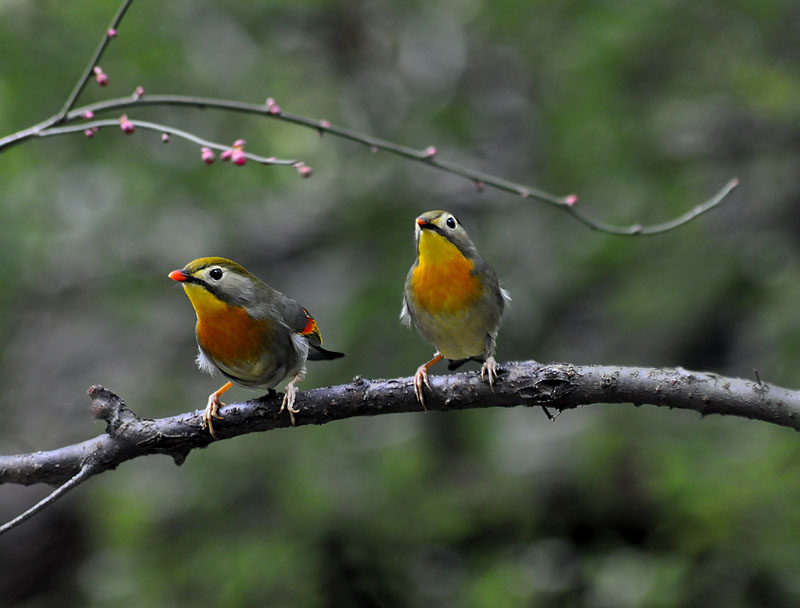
[2,0,800,606]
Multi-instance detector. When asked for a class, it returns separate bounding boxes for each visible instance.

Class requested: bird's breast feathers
[185,283,270,366]
[410,230,482,314]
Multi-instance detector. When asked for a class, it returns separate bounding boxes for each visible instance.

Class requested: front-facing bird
[401,210,510,407]
[169,257,344,438]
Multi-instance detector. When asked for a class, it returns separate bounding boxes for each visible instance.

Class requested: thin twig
[0,5,740,235]
[54,0,136,124]
[0,464,96,536]
[61,94,740,236]
[39,119,299,166]
[564,177,740,235]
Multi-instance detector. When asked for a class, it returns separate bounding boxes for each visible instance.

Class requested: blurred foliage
[1,0,800,606]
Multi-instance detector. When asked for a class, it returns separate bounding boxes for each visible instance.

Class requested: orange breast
[196,306,268,365]
[410,231,481,313]
[184,284,267,365]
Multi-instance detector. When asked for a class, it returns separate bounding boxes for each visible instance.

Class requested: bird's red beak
[416,217,428,227]
[168,269,188,282]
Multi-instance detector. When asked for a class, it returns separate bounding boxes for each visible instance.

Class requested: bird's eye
[209,268,223,280]
[446,216,457,229]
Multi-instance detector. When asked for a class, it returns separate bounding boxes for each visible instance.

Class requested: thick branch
[1,362,798,491]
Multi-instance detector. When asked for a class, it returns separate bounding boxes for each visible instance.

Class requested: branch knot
[88,384,137,434]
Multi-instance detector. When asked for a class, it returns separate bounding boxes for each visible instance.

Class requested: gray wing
[251,286,323,348]
[400,266,416,328]
[400,295,414,328]
[473,258,508,316]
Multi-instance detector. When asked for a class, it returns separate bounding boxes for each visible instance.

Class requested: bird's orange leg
[204,381,233,439]
[279,370,305,426]
[414,352,443,411]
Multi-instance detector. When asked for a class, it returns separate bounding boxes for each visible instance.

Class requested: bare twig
[68,95,740,235]
[54,0,136,124]
[39,119,300,166]
[0,464,96,536]
[0,0,740,236]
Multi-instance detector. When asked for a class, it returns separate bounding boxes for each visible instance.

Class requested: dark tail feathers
[447,356,484,371]
[308,345,345,361]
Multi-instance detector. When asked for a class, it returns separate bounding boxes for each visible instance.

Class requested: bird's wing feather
[400,296,414,327]
[266,293,324,347]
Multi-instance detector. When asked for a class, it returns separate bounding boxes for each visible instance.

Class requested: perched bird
[401,210,510,408]
[169,257,344,438]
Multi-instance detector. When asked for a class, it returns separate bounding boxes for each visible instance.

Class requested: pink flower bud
[119,115,134,134]
[320,120,331,129]
[133,86,144,99]
[266,97,281,114]
[232,139,246,149]
[85,129,95,138]
[82,111,95,119]
[296,165,312,178]
[230,148,246,166]
[564,194,578,207]
[95,71,108,87]
[423,145,437,159]
[369,145,378,154]
[108,28,117,38]
[201,147,215,164]
[220,149,233,161]
[161,133,170,143]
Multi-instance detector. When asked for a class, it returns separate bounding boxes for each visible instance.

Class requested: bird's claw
[203,393,225,440]
[413,364,431,411]
[280,378,301,426]
[203,381,233,440]
[481,356,498,391]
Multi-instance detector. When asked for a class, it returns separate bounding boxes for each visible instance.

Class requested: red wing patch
[301,308,323,343]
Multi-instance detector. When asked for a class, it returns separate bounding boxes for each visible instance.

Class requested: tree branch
[38,118,301,167]
[0,464,96,536]
[2,362,795,535]
[1,362,797,493]
[54,0,136,123]
[1,92,739,235]
[0,0,740,235]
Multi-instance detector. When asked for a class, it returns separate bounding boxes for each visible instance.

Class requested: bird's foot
[413,363,433,412]
[203,381,233,440]
[412,352,443,411]
[279,373,303,426]
[481,356,498,391]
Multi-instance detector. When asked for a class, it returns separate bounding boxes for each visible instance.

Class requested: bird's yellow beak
[168,269,189,282]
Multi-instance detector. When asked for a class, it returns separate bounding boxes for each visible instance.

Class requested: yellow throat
[411,230,480,313]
